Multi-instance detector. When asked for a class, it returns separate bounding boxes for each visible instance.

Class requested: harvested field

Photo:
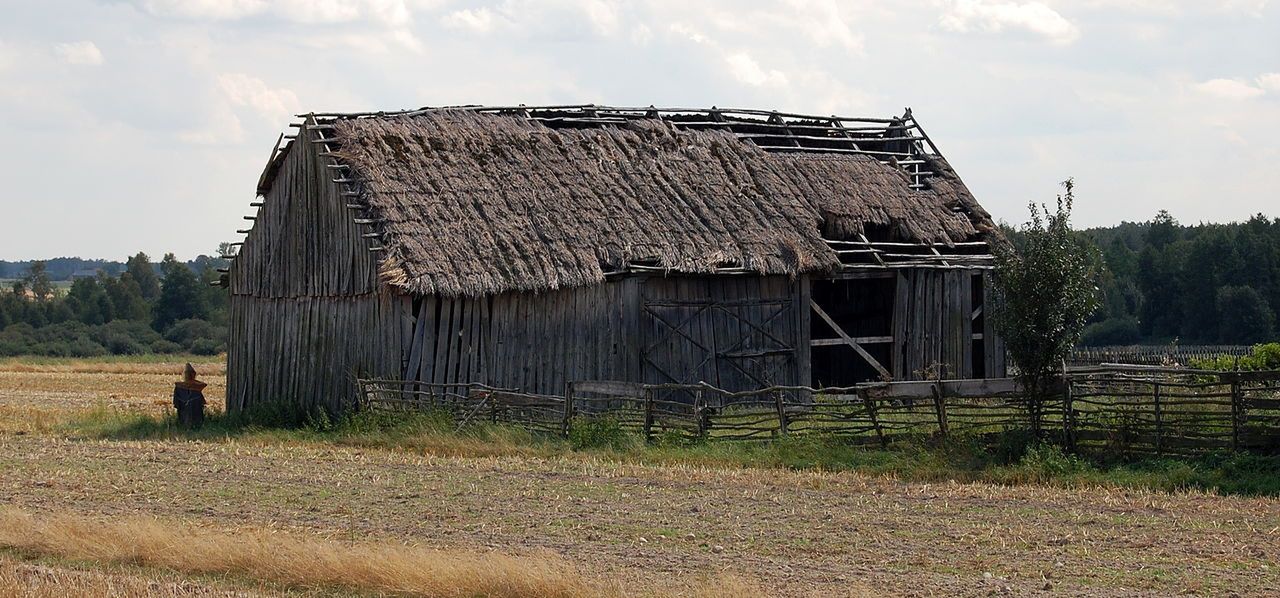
[1,361,1278,596]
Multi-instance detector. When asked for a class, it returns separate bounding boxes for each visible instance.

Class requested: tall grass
[0,508,596,598]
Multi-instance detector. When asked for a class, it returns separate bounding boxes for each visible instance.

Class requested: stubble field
[0,359,1277,596]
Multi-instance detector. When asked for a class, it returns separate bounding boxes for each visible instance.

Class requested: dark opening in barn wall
[809,276,896,387]
[970,273,986,379]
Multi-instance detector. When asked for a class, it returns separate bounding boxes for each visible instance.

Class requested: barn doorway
[809,274,896,387]
[639,277,798,403]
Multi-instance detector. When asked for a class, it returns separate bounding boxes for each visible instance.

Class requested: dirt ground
[1,363,1278,596]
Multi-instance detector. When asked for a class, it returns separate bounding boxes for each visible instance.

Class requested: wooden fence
[357,367,1280,456]
[1068,345,1252,367]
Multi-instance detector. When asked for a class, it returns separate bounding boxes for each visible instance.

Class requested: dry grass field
[1,359,1278,596]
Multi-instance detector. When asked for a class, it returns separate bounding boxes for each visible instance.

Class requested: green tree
[1179,227,1244,341]
[103,273,148,321]
[68,277,110,325]
[152,254,207,331]
[126,252,160,301]
[24,261,55,302]
[991,180,1101,433]
[1216,286,1275,344]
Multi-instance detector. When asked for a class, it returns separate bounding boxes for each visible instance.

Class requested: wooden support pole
[930,382,948,437]
[694,388,707,439]
[562,383,574,438]
[1230,376,1241,451]
[1153,382,1163,456]
[1061,361,1075,451]
[774,390,788,436]
[859,389,886,448]
[643,389,655,442]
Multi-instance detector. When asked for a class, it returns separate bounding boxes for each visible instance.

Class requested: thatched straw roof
[265,107,996,298]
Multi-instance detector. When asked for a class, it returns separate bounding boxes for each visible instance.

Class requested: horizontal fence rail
[357,367,1280,456]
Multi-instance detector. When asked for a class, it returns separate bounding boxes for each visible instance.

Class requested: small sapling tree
[992,179,1100,434]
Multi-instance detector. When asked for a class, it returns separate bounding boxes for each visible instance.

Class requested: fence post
[694,388,707,439]
[1061,361,1075,451]
[859,389,886,448]
[1153,382,1163,456]
[930,383,948,437]
[643,388,655,442]
[774,390,789,436]
[1230,374,1241,452]
[562,383,575,438]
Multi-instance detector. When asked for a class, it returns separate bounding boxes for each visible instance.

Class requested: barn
[224,105,1005,414]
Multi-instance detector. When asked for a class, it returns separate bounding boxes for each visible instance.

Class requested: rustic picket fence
[356,366,1280,456]
[1068,345,1252,367]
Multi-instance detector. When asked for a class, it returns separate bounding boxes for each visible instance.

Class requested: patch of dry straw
[0,508,597,597]
[0,555,256,597]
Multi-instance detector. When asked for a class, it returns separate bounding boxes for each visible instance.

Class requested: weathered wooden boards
[231,124,377,298]
[889,269,1003,381]
[226,291,405,413]
[227,124,390,413]
[639,276,800,397]
[397,278,642,396]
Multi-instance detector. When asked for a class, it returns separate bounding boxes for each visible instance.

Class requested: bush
[568,417,637,451]
[1191,343,1280,371]
[150,339,184,354]
[1080,317,1140,346]
[189,338,222,356]
[164,319,226,353]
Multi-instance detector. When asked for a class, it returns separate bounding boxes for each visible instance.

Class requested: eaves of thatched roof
[256,106,997,298]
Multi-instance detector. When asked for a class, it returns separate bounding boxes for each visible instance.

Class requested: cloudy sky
[0,0,1276,260]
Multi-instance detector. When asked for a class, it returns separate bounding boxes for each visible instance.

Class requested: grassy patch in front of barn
[60,403,1280,497]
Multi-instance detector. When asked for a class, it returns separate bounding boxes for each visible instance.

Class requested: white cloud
[780,0,863,52]
[127,0,413,26]
[939,1,1080,45]
[725,52,788,87]
[1258,73,1280,93]
[53,41,104,65]
[178,108,244,145]
[1195,78,1266,100]
[216,73,300,124]
[441,8,497,33]
[128,0,267,20]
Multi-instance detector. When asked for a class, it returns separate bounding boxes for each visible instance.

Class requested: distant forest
[0,247,233,357]
[1070,212,1278,346]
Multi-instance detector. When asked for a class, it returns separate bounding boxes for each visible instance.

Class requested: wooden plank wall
[226,291,407,413]
[399,278,643,396]
[891,269,997,381]
[638,275,800,391]
[231,125,377,297]
[982,272,1008,378]
[397,275,803,396]
[227,123,387,413]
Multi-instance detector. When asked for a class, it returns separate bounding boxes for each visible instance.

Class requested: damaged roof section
[257,106,997,298]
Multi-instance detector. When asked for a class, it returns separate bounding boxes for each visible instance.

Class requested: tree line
[0,250,230,357]
[1017,212,1279,346]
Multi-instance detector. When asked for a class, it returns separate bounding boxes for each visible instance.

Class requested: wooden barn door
[640,278,797,401]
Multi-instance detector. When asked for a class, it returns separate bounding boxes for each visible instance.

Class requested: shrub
[164,318,226,353]
[1080,317,1140,346]
[568,417,637,451]
[189,338,222,356]
[149,339,184,354]
[1191,343,1280,371]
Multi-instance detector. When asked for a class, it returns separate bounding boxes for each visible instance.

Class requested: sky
[0,0,1277,261]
